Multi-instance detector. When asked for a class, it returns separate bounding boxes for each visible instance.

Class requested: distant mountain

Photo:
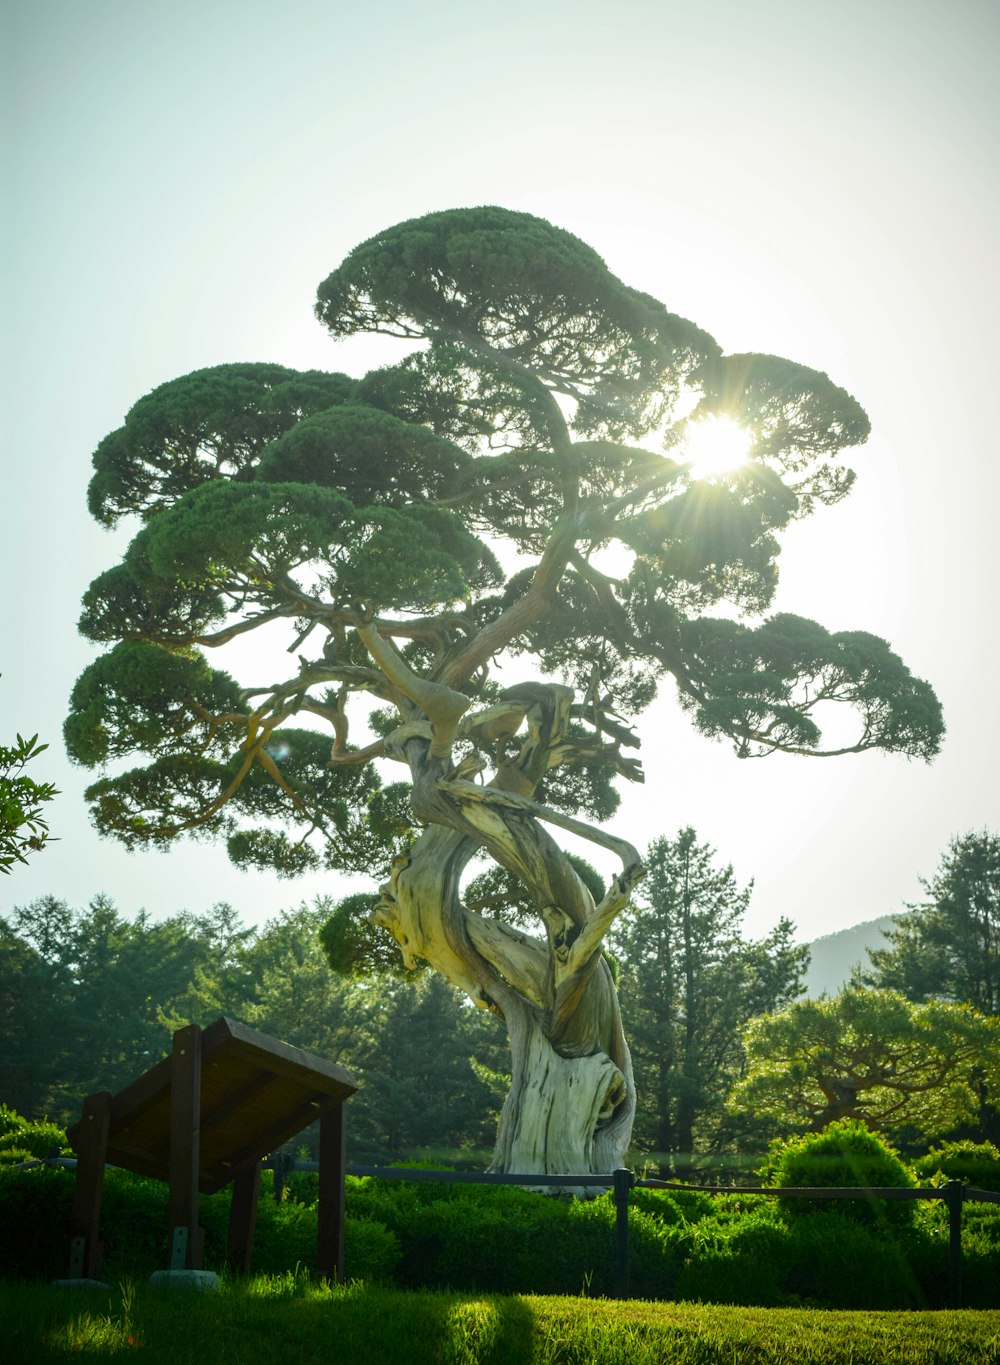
[801,913,909,998]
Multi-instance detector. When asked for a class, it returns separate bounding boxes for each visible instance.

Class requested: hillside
[801,913,908,998]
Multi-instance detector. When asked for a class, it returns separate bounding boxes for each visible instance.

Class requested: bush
[630,1184,713,1225]
[0,1163,75,1278]
[349,1180,582,1294]
[0,1111,69,1164]
[0,1162,398,1283]
[0,1105,26,1138]
[2,1147,995,1307]
[342,1178,685,1297]
[247,1191,400,1281]
[913,1139,1000,1192]
[957,1201,1000,1308]
[675,1207,790,1306]
[780,1213,925,1309]
[762,1120,916,1229]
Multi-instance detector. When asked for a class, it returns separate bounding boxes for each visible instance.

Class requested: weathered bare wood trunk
[491,987,634,1181]
[364,648,643,1179]
[377,828,636,1176]
[354,625,643,1179]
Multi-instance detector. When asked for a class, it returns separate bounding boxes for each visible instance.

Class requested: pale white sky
[3,0,998,943]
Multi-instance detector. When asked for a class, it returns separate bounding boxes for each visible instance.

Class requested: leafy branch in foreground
[0,732,58,873]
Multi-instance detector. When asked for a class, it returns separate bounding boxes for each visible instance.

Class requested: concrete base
[53,1278,111,1290]
[149,1269,219,1290]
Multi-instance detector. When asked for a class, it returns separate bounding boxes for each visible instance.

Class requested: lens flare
[684,415,752,480]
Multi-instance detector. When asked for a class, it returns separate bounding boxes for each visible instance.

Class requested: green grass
[2,1276,998,1364]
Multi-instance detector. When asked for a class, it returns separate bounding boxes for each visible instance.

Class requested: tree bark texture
[365,649,643,1178]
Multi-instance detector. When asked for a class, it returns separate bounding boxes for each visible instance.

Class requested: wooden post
[317,1103,346,1282]
[69,1089,111,1279]
[613,1168,632,1299]
[227,1163,262,1274]
[945,1180,964,1309]
[168,1023,203,1270]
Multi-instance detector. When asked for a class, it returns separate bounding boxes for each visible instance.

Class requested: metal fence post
[944,1180,963,1309]
[613,1168,633,1299]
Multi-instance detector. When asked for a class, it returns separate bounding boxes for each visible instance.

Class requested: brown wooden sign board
[68,1016,358,1194]
[64,1017,358,1283]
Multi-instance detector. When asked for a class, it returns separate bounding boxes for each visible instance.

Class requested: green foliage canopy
[860,831,1000,1016]
[733,987,1000,1140]
[763,1118,916,1229]
[67,206,943,909]
[0,895,505,1156]
[613,828,807,1161]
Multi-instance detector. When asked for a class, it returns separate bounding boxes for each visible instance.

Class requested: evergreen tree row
[2,827,997,1164]
[0,897,507,1161]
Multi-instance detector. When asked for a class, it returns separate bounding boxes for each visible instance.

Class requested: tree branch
[357,619,471,757]
[438,776,643,871]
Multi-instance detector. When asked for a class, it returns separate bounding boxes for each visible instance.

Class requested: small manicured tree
[732,987,1000,1139]
[913,1139,1000,1192]
[763,1118,916,1228]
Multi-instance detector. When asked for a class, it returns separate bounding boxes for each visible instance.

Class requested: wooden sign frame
[65,1017,358,1282]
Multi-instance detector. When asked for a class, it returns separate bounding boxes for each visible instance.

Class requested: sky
[3,0,998,946]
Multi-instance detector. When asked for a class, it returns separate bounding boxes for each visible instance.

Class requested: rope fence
[268,1156,1000,1308]
[18,1153,999,1307]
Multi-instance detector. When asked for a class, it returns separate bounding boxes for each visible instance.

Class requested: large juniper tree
[66,207,943,1176]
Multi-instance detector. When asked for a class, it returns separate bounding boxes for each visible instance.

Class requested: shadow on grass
[6,1278,1000,1364]
[2,1277,538,1364]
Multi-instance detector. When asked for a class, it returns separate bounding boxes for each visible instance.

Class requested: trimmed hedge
[913,1140,1000,1192]
[0,1164,398,1284]
[762,1119,916,1229]
[2,1111,998,1307]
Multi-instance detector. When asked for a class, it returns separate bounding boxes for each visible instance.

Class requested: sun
[683,415,753,480]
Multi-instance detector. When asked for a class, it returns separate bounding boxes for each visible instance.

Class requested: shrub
[675,1208,790,1306]
[0,1105,26,1138]
[0,1163,75,1279]
[342,1178,686,1297]
[630,1185,713,1224]
[957,1201,1000,1308]
[565,1197,685,1300]
[783,1213,926,1309]
[4,1151,995,1307]
[0,1113,70,1164]
[913,1139,1000,1192]
[350,1181,580,1293]
[249,1192,400,1281]
[0,1161,398,1283]
[762,1120,916,1229]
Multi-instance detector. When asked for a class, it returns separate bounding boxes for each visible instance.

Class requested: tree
[65,206,943,1175]
[613,828,806,1166]
[0,899,74,1115]
[0,894,256,1120]
[240,901,370,1062]
[859,831,1000,1016]
[732,987,1000,1140]
[0,731,58,873]
[342,971,505,1159]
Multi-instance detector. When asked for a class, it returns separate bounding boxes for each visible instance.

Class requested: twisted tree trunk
[376,820,637,1176]
[362,626,643,1177]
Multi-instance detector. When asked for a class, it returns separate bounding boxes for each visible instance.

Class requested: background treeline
[0,896,507,1163]
[2,827,997,1167]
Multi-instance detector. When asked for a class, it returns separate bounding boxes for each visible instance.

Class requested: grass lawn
[2,1276,999,1364]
